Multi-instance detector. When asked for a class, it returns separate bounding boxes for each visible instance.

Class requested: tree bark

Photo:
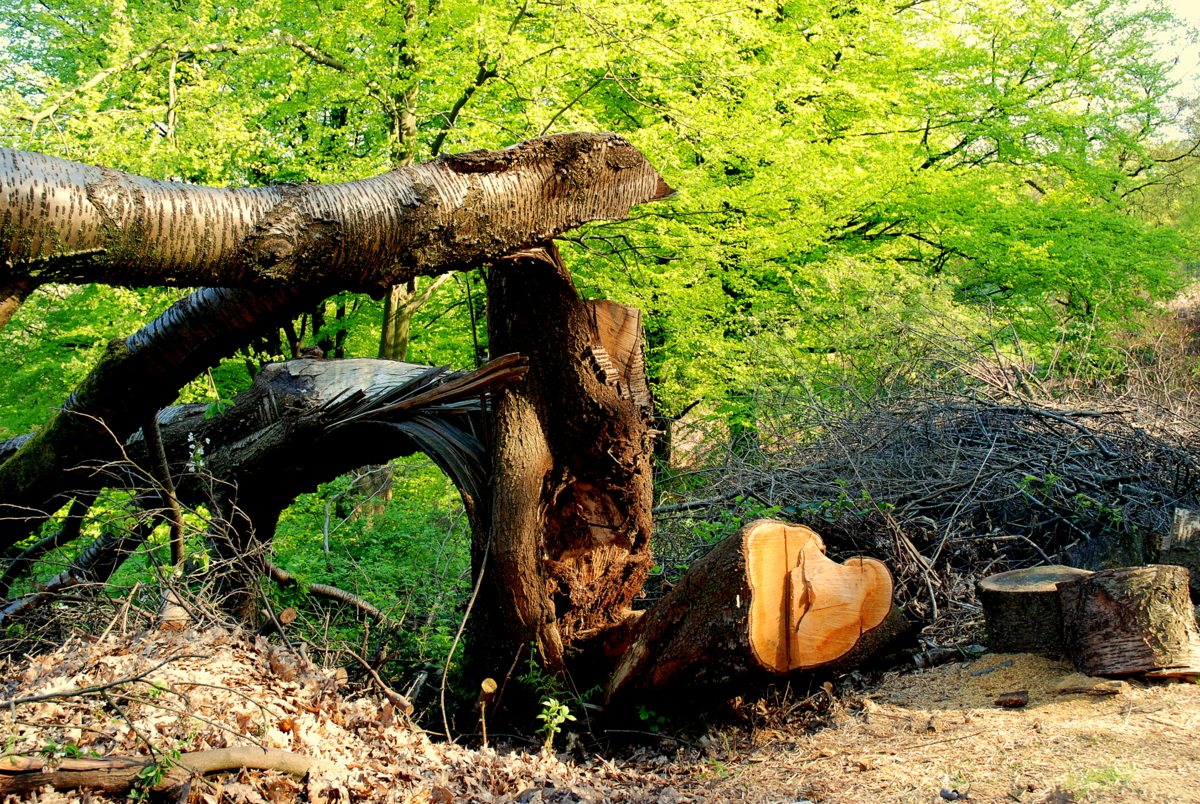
[475,244,656,681]
[0,134,670,543]
[1161,508,1200,599]
[1059,565,1200,677]
[0,286,321,543]
[977,565,1093,656]
[0,748,342,797]
[0,134,672,292]
[0,355,527,604]
[602,520,897,705]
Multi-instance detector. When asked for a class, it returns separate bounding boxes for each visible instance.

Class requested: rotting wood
[976,564,1093,656]
[1058,564,1200,677]
[469,244,655,688]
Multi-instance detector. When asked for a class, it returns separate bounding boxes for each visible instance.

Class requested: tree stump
[1161,508,1200,599]
[1058,565,1200,677]
[977,565,1092,656]
[602,520,898,704]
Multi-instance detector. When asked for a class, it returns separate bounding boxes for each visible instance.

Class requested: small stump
[1058,565,1200,677]
[977,565,1092,656]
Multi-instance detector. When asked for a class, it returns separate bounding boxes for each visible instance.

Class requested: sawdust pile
[0,627,704,804]
[711,653,1200,804]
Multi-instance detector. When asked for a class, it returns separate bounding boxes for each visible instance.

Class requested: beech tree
[0,139,903,711]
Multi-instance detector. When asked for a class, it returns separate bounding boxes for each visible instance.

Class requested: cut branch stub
[746,521,894,671]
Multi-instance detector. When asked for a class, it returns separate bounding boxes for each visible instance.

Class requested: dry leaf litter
[0,627,702,804]
[4,630,1200,803]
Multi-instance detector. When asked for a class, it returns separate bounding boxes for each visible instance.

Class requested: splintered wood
[744,521,893,672]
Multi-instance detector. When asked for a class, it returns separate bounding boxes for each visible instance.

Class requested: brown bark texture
[0,134,672,292]
[0,133,670,544]
[1161,507,1200,598]
[1058,564,1200,677]
[477,244,656,677]
[0,354,526,600]
[0,285,320,543]
[602,520,897,705]
[977,564,1093,656]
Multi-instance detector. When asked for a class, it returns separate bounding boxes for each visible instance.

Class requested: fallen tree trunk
[0,355,527,615]
[0,748,343,796]
[601,520,899,704]
[0,134,671,544]
[0,134,672,292]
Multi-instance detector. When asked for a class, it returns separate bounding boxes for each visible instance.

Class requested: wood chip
[993,690,1029,707]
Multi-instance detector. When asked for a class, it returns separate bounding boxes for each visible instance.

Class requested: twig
[343,646,413,713]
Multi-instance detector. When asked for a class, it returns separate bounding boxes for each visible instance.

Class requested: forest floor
[1,625,1198,804]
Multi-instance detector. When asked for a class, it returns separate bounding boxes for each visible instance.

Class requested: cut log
[977,565,1093,656]
[1058,565,1200,677]
[603,520,897,703]
[1161,508,1200,599]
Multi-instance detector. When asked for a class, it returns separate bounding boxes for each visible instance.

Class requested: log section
[1161,508,1200,599]
[977,565,1093,656]
[603,520,896,703]
[1058,565,1200,677]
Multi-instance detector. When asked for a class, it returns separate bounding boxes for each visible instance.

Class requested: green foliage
[272,456,471,665]
[535,697,576,751]
[0,0,1197,714]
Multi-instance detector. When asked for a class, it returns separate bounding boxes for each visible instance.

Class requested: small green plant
[37,740,82,759]
[635,705,667,733]
[536,698,576,751]
[131,748,180,799]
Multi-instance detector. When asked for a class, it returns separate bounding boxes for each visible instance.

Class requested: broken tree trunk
[0,134,671,544]
[0,355,526,618]
[977,565,1093,656]
[473,243,656,681]
[602,520,898,704]
[1058,565,1200,677]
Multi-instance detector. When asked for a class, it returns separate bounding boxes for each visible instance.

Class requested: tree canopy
[2,0,1195,424]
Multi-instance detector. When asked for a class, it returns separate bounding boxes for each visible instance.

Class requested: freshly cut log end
[745,521,893,672]
[602,519,898,704]
[1059,565,1200,677]
[977,565,1093,656]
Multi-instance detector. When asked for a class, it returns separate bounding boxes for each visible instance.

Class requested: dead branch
[0,747,343,796]
[265,561,393,626]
